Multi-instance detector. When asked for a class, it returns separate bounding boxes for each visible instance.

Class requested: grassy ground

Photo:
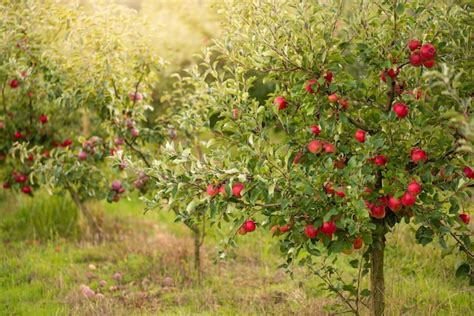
[0,192,472,315]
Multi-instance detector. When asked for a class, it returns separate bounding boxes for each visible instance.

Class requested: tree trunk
[370,231,386,316]
[191,224,202,284]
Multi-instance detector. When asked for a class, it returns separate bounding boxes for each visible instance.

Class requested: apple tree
[0,0,161,234]
[127,0,473,314]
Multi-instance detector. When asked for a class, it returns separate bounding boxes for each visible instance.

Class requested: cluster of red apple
[408,40,436,68]
[109,180,125,202]
[133,172,150,192]
[304,220,363,250]
[206,182,245,198]
[2,171,32,195]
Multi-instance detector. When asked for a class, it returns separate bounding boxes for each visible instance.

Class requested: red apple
[111,180,122,192]
[274,96,288,110]
[232,108,239,120]
[305,79,320,94]
[21,186,32,194]
[14,131,23,140]
[463,166,474,179]
[423,59,436,68]
[387,68,399,79]
[401,192,416,206]
[305,224,318,238]
[310,125,321,135]
[420,43,436,60]
[115,138,124,146]
[61,139,73,147]
[307,140,323,154]
[393,103,409,118]
[324,183,335,195]
[380,71,387,82]
[374,155,388,166]
[10,79,19,89]
[39,114,48,124]
[324,71,333,84]
[128,92,143,101]
[207,184,219,197]
[407,180,422,195]
[219,185,226,196]
[335,191,346,198]
[328,94,338,103]
[409,53,423,67]
[388,196,402,212]
[320,221,337,235]
[411,148,427,163]
[15,174,27,183]
[459,213,470,225]
[78,151,88,161]
[242,220,256,232]
[355,130,366,143]
[323,142,336,154]
[279,224,290,233]
[338,99,349,110]
[408,39,421,51]
[131,128,140,137]
[238,226,247,235]
[370,205,386,219]
[232,183,244,198]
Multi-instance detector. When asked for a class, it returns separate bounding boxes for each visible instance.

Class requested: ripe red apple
[355,130,366,143]
[320,221,337,235]
[310,125,321,135]
[279,224,290,233]
[387,68,399,79]
[232,183,244,198]
[61,139,73,147]
[323,142,336,154]
[305,79,320,93]
[353,237,363,249]
[14,131,23,140]
[374,155,388,166]
[380,71,387,82]
[388,196,402,212]
[420,43,436,60]
[411,148,427,163]
[328,94,338,103]
[126,119,134,129]
[401,192,416,206]
[242,220,256,232]
[21,186,32,194]
[459,213,470,225]
[423,59,436,68]
[393,103,409,118]
[307,140,323,154]
[3,182,10,189]
[408,39,421,51]
[335,191,345,198]
[305,224,318,238]
[78,151,88,161]
[370,205,386,219]
[463,166,474,179]
[207,184,219,197]
[15,174,27,183]
[274,96,287,110]
[271,225,278,234]
[409,53,423,67]
[39,114,48,124]
[111,180,122,192]
[324,71,333,83]
[10,79,19,89]
[407,180,422,195]
[131,128,140,137]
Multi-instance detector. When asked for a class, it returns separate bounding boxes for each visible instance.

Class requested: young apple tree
[129,0,473,314]
[0,0,161,234]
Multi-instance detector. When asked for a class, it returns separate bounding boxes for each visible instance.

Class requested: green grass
[0,193,472,315]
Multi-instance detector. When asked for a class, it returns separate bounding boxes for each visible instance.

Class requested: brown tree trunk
[191,224,202,284]
[370,231,386,316]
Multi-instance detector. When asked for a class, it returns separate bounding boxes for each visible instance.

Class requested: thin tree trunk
[191,224,202,284]
[68,189,102,240]
[370,231,385,316]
